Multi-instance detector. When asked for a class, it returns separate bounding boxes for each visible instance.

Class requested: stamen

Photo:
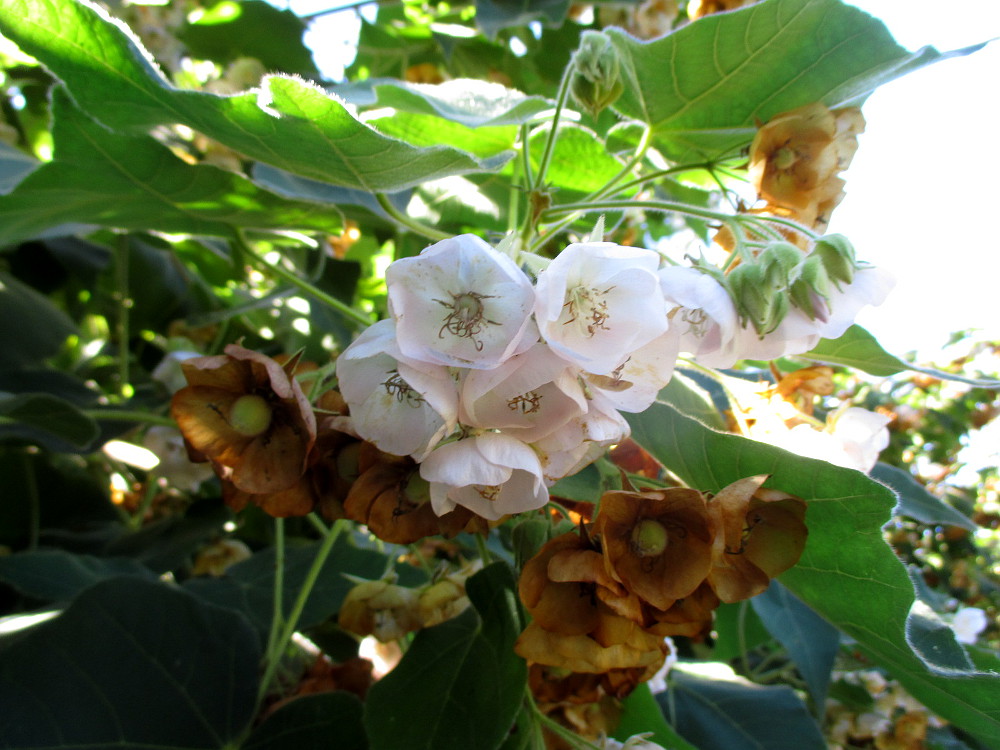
[474,484,503,502]
[381,370,425,408]
[507,390,543,414]
[434,291,500,351]
[562,285,614,337]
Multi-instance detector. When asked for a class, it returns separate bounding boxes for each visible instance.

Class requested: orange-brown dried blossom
[706,475,808,602]
[171,345,317,515]
[688,0,754,20]
[749,102,865,231]
[594,487,714,611]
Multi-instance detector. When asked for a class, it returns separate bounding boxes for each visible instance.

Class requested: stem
[234,231,372,328]
[21,452,39,551]
[83,410,177,427]
[474,530,492,565]
[541,198,737,225]
[305,512,330,536]
[114,234,132,398]
[375,193,452,242]
[526,689,605,750]
[128,475,160,531]
[530,65,574,192]
[256,518,349,707]
[262,518,287,674]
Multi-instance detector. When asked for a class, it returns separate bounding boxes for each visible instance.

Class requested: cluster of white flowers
[336,233,891,520]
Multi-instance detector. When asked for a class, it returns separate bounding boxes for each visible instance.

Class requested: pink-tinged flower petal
[660,266,741,368]
[586,326,681,413]
[386,234,536,369]
[535,243,668,375]
[460,343,587,443]
[337,319,458,459]
[420,433,548,520]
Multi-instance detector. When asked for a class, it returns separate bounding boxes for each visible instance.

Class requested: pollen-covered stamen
[474,484,503,502]
[507,390,543,414]
[681,308,708,337]
[434,291,500,351]
[381,370,425,408]
[562,285,614,337]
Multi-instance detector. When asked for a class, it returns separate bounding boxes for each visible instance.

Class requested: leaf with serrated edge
[607,0,968,163]
[0,0,510,192]
[627,402,1000,745]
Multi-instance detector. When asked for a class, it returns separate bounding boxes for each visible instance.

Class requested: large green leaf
[0,0,509,192]
[0,549,156,602]
[0,391,99,451]
[607,0,959,163]
[243,692,368,750]
[0,577,259,748]
[0,272,77,366]
[614,684,698,750]
[370,79,552,128]
[666,668,826,750]
[626,402,1000,745]
[872,461,978,531]
[0,88,348,246]
[803,326,1000,388]
[363,562,527,750]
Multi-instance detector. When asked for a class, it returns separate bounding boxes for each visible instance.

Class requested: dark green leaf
[803,326,1000,388]
[364,562,527,750]
[608,0,965,163]
[872,462,978,531]
[0,271,77,367]
[615,683,698,750]
[184,539,406,634]
[0,391,99,450]
[667,668,826,750]
[0,577,259,748]
[627,402,1000,744]
[750,581,839,711]
[0,549,156,602]
[178,0,318,78]
[244,691,368,750]
[906,600,975,674]
[0,0,510,192]
[0,88,346,246]
[712,599,771,663]
[475,0,569,39]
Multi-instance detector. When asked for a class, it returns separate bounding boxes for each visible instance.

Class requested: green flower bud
[569,31,624,118]
[812,234,857,288]
[728,263,781,335]
[789,255,832,321]
[757,241,804,289]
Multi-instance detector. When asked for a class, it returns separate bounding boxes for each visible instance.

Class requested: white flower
[586,326,681,413]
[599,734,667,750]
[659,266,741,369]
[533,390,630,482]
[535,242,668,375]
[950,607,988,645]
[336,319,458,460]
[812,265,895,341]
[459,343,588,443]
[151,350,202,393]
[142,426,215,491]
[419,433,549,520]
[386,234,536,369]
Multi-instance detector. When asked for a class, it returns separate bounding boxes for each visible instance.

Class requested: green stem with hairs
[375,193,452,242]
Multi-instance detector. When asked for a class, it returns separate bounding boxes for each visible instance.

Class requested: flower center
[630,519,669,557]
[228,394,273,437]
[681,307,708,337]
[507,390,543,414]
[474,484,503,502]
[381,370,425,408]
[434,291,499,351]
[773,145,798,171]
[563,285,614,337]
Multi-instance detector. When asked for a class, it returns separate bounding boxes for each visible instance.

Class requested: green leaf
[0,577,259,747]
[0,88,347,246]
[183,539,414,634]
[626,402,1000,744]
[475,0,569,39]
[244,692,368,750]
[0,549,157,602]
[363,562,527,750]
[803,326,1000,388]
[712,599,771,663]
[529,123,624,194]
[371,111,517,159]
[614,683,698,750]
[659,371,726,430]
[371,79,552,128]
[607,0,965,163]
[0,141,39,195]
[666,668,826,750]
[0,0,509,192]
[0,272,77,367]
[0,391,99,451]
[750,581,839,711]
[872,461,978,531]
[178,0,318,78]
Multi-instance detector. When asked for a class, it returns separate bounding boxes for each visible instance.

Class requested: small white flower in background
[336,319,459,460]
[142,426,215,491]
[459,343,588,444]
[534,242,668,375]
[386,234,536,369]
[659,266,741,369]
[950,607,989,644]
[599,733,667,750]
[645,637,678,694]
[419,433,549,521]
[151,350,202,393]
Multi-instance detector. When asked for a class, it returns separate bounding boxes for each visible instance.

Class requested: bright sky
[833,2,1000,360]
